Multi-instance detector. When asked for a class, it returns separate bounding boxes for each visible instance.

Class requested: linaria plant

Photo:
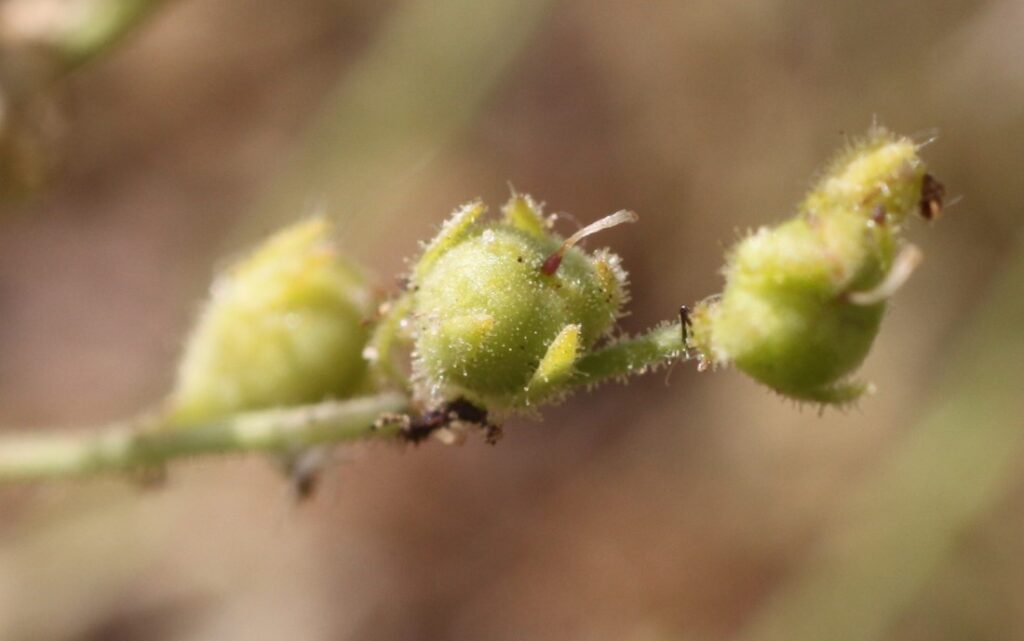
[0,127,945,487]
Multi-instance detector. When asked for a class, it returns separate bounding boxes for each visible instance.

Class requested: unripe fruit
[167,217,374,425]
[688,128,941,404]
[410,196,630,410]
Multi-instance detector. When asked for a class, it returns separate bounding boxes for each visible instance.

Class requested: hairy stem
[574,322,687,387]
[0,392,407,482]
[0,319,688,483]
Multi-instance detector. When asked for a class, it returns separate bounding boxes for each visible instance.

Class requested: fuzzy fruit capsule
[167,217,374,425]
[410,196,630,411]
[688,128,941,404]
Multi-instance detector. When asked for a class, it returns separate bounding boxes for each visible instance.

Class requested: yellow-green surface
[168,218,373,425]
[690,130,927,403]
[411,197,627,410]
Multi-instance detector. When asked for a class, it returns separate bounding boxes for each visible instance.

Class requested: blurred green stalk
[0,392,407,481]
[0,0,167,73]
[249,0,555,243]
[739,237,1024,641]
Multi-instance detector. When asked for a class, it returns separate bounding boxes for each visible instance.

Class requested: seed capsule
[167,217,374,425]
[688,128,941,404]
[409,196,631,410]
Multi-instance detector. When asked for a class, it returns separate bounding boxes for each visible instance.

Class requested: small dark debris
[484,423,504,445]
[402,397,496,444]
[679,305,692,343]
[919,173,945,220]
[871,204,886,225]
[284,448,328,501]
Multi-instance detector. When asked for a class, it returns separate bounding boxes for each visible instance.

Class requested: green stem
[574,322,687,387]
[0,321,686,483]
[0,392,408,482]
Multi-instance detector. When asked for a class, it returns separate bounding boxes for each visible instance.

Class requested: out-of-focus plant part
[737,236,1024,641]
[0,0,166,199]
[0,0,164,70]
[0,87,59,199]
[0,393,408,481]
[249,0,555,243]
[0,490,169,639]
[688,129,943,404]
[167,217,375,427]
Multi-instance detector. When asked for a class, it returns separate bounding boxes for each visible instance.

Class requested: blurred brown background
[1,0,1022,640]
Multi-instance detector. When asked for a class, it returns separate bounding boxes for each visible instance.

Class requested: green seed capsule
[409,196,630,411]
[688,128,941,404]
[167,217,374,425]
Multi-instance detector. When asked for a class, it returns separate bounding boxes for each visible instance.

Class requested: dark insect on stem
[679,305,692,344]
[403,398,494,444]
[919,173,945,220]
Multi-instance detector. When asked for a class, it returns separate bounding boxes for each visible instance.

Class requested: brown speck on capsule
[919,173,945,220]
[871,204,887,225]
[540,253,563,275]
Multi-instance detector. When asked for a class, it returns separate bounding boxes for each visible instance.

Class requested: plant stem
[574,322,687,387]
[0,321,687,483]
[0,392,408,482]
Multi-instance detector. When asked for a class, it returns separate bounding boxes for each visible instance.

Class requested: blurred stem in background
[739,234,1024,641]
[247,0,555,247]
[0,0,166,73]
[0,0,167,198]
[58,0,164,70]
[0,0,555,209]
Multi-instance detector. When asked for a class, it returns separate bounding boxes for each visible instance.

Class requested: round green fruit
[410,197,629,410]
